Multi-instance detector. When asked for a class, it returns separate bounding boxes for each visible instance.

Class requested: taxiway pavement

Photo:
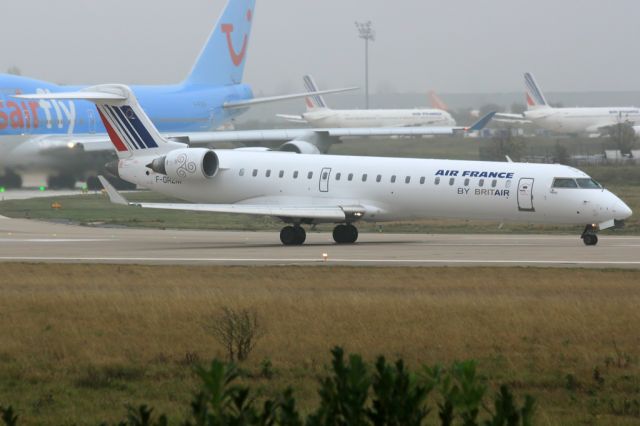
[0,217,638,268]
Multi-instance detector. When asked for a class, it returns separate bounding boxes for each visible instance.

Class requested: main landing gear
[581,224,598,246]
[333,224,358,244]
[280,225,306,246]
[278,224,360,246]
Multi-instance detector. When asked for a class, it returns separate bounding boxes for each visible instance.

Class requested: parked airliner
[277,75,456,128]
[496,73,640,135]
[0,0,356,189]
[22,85,632,246]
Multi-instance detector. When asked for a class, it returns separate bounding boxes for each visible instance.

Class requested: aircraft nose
[617,200,633,220]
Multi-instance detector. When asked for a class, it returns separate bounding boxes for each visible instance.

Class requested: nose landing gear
[280,225,306,246]
[581,224,599,246]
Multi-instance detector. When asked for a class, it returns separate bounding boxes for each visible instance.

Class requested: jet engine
[148,148,218,181]
[278,140,321,154]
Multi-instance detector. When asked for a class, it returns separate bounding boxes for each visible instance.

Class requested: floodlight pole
[355,21,375,109]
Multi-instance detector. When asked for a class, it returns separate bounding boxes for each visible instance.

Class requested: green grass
[1,264,640,425]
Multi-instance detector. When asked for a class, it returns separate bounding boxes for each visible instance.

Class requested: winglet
[98,176,129,206]
[467,111,496,132]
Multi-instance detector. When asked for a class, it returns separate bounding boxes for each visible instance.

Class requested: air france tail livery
[277,75,457,128]
[0,0,355,189]
[30,85,632,247]
[496,72,640,135]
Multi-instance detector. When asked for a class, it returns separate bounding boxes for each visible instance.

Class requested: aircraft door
[517,178,535,212]
[319,167,331,193]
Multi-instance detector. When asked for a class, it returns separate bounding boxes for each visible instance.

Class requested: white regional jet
[496,73,640,135]
[21,85,632,246]
[277,75,456,128]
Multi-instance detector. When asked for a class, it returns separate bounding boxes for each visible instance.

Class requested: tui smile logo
[221,9,252,67]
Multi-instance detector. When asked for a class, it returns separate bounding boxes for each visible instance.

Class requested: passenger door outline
[517,178,535,212]
[319,167,331,193]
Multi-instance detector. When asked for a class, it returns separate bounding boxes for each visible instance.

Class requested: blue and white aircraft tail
[524,72,550,110]
[186,0,256,86]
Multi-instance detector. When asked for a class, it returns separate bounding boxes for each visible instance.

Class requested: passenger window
[479,179,484,187]
[279,170,284,178]
[307,171,313,179]
[362,174,368,182]
[376,175,382,183]
[464,178,469,186]
[552,178,578,188]
[405,176,411,184]
[449,177,455,186]
[348,173,354,181]
[420,177,425,184]
[252,169,258,177]
[391,175,396,183]
[322,172,328,180]
[239,168,245,177]
[491,179,497,188]
[435,177,440,185]
[266,170,271,177]
[293,171,299,179]
[335,172,341,181]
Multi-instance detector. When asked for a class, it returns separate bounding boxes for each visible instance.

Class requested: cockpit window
[552,178,578,188]
[576,178,602,189]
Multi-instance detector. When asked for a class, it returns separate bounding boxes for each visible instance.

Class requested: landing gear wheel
[0,171,23,189]
[581,224,599,246]
[280,226,306,246]
[332,224,358,244]
[582,233,598,246]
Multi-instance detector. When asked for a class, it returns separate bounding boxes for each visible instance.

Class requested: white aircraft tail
[428,90,449,111]
[524,72,550,110]
[17,85,181,159]
[303,74,329,111]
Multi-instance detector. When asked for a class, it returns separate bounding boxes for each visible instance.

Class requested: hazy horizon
[3,0,640,95]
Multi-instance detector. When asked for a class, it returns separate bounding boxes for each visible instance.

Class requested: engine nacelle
[278,140,321,154]
[148,148,218,181]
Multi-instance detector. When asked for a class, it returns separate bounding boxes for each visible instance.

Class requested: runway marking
[0,256,639,267]
[0,239,113,243]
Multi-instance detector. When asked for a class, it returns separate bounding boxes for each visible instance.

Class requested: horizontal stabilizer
[467,111,496,132]
[16,90,127,101]
[224,87,357,109]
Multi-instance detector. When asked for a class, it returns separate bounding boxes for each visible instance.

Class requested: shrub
[206,307,264,362]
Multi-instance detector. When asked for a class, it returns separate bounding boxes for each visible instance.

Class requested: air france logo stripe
[109,106,147,149]
[103,105,141,150]
[120,106,159,148]
[303,76,325,108]
[524,73,546,106]
[98,105,135,151]
[96,107,128,152]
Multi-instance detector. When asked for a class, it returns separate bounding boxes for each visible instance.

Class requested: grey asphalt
[0,216,639,268]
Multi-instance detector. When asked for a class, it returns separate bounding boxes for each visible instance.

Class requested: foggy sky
[3,0,640,95]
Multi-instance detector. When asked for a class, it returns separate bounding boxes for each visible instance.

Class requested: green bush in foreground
[0,347,534,425]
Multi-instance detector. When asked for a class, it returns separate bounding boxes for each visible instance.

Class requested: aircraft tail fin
[184,0,257,86]
[524,72,550,110]
[428,90,449,111]
[303,74,329,110]
[17,85,182,159]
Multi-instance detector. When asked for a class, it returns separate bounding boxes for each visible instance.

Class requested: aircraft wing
[183,111,496,146]
[98,176,365,221]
